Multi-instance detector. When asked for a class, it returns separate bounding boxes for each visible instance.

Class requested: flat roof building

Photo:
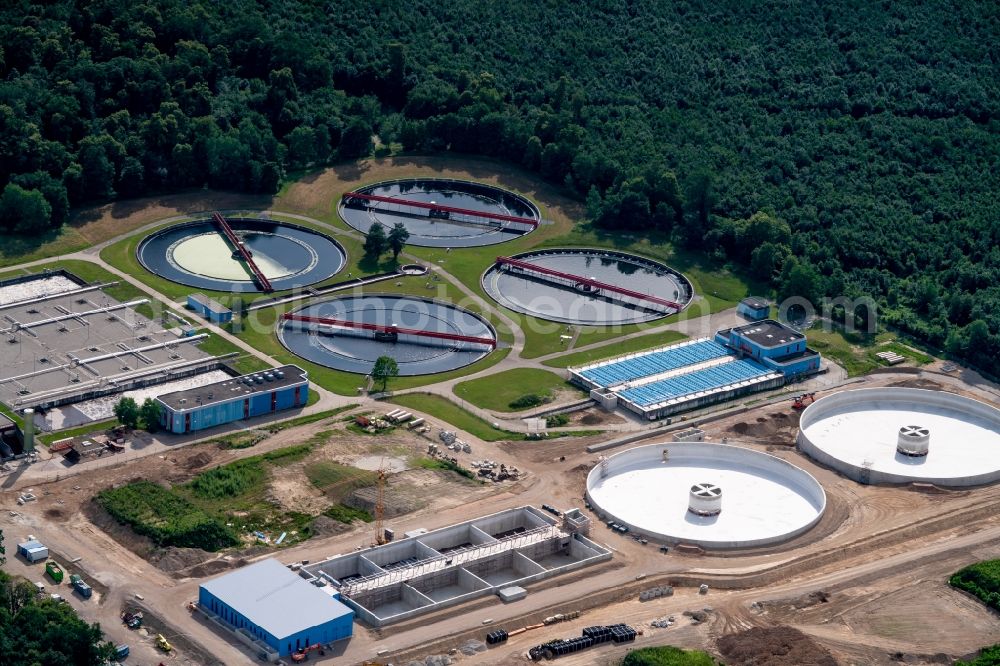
[737,296,770,321]
[157,365,309,433]
[187,293,233,324]
[199,558,353,659]
[0,271,216,412]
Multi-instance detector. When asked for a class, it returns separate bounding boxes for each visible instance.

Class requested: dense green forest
[1,1,998,373]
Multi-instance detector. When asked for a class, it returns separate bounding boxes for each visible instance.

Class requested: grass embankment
[453,368,584,411]
[305,460,377,521]
[96,444,346,551]
[543,331,688,368]
[190,331,271,375]
[621,646,718,666]
[39,419,119,447]
[806,326,935,377]
[388,393,524,442]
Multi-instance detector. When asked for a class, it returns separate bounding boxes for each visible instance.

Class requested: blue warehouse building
[187,293,233,324]
[156,365,309,434]
[199,559,353,659]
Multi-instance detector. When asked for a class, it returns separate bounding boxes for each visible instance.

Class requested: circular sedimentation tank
[339,178,539,248]
[481,248,692,326]
[586,442,826,549]
[138,216,346,292]
[798,387,1000,486]
[277,294,497,376]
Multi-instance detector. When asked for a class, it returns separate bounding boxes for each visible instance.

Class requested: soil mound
[717,626,837,666]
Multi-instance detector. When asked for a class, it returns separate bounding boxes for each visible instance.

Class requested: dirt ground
[9,411,513,577]
[5,371,1000,666]
[278,155,585,232]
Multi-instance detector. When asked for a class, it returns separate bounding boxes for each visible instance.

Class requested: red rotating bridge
[495,256,682,311]
[282,313,496,348]
[342,192,538,230]
[212,212,273,292]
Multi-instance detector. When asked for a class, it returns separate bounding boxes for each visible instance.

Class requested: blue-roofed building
[569,322,820,420]
[199,558,353,659]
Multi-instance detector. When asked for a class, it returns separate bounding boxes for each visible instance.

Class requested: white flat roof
[800,388,1000,484]
[201,559,352,638]
[587,443,824,548]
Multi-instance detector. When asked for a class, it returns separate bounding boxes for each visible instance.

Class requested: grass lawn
[453,368,584,411]
[192,331,272,374]
[0,226,92,268]
[408,223,752,358]
[621,646,718,666]
[805,326,933,376]
[39,419,119,446]
[544,330,688,368]
[387,393,525,441]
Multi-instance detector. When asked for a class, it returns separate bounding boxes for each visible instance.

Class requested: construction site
[1,167,999,666]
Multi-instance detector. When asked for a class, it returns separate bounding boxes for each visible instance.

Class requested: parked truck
[45,561,64,583]
[70,574,92,599]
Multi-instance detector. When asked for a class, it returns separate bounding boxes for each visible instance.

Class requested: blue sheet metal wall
[162,384,308,434]
[198,586,352,656]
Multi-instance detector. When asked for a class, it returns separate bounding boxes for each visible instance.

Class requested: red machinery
[291,643,324,662]
[792,392,817,410]
[342,191,538,230]
[494,256,682,311]
[282,313,496,348]
[211,212,273,292]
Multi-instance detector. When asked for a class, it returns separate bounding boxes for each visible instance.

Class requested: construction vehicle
[45,561,64,583]
[372,459,388,546]
[121,610,143,629]
[291,643,325,662]
[70,573,92,598]
[155,634,173,652]
[792,392,817,410]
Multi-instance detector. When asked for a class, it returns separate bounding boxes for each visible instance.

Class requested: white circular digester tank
[797,387,1000,486]
[586,442,826,549]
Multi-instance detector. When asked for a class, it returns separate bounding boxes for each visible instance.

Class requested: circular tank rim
[797,387,1000,487]
[275,292,499,376]
[135,215,347,293]
[338,177,540,247]
[480,247,694,325]
[585,442,826,549]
